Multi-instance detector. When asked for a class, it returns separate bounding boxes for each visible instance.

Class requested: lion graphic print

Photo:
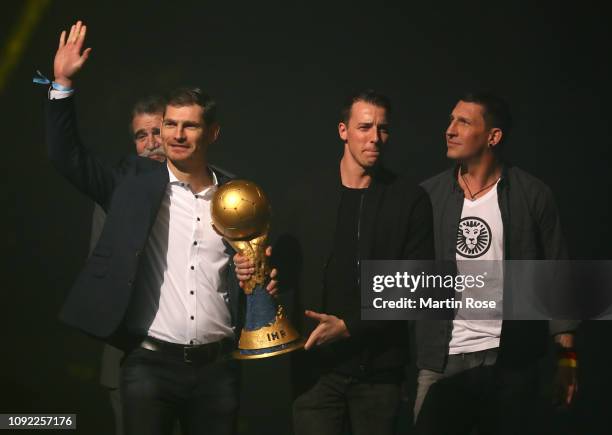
[456,217,492,258]
[449,180,504,354]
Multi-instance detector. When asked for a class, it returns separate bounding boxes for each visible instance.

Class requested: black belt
[140,336,233,364]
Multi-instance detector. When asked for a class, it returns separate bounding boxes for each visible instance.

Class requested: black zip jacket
[275,163,434,394]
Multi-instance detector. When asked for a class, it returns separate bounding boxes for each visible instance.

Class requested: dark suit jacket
[46,96,242,350]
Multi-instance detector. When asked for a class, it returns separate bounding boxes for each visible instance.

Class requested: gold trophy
[211,179,303,359]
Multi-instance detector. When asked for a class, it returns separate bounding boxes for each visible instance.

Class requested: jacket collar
[329,162,395,189]
[165,163,232,186]
[143,162,232,226]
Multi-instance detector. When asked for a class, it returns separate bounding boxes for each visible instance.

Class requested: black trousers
[120,347,240,435]
[293,371,401,435]
[415,356,539,435]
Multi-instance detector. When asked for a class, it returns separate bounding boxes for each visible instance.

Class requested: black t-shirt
[324,186,364,318]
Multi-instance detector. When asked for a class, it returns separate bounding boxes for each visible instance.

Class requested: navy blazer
[46,96,242,350]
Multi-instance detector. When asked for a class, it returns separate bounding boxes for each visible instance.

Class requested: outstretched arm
[46,21,117,209]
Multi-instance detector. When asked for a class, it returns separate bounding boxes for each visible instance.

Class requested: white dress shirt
[126,167,235,345]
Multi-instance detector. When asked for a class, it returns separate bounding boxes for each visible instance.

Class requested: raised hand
[53,20,92,88]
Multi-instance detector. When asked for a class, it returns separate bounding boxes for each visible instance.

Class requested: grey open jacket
[417,164,578,371]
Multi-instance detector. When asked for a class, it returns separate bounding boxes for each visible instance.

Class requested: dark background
[2,1,611,434]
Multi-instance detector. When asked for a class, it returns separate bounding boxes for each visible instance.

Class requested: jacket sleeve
[400,188,435,260]
[88,204,107,255]
[535,185,580,334]
[344,187,435,338]
[46,96,118,210]
[535,184,569,260]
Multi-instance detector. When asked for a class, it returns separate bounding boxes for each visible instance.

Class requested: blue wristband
[32,70,74,92]
[51,81,74,92]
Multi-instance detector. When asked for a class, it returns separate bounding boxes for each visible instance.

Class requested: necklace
[460,172,500,200]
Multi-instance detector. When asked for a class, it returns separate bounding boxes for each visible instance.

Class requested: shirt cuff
[49,88,74,100]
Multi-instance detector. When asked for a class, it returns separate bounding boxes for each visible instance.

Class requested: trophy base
[232,338,305,360]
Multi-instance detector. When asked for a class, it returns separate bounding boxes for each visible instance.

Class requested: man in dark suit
[47,21,242,435]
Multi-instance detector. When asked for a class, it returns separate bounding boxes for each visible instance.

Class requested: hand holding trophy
[211,180,303,359]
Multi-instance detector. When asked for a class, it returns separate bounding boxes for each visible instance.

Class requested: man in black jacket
[47,21,242,435]
[414,92,578,434]
[236,89,434,435]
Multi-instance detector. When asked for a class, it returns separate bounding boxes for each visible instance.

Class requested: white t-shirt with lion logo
[449,180,504,354]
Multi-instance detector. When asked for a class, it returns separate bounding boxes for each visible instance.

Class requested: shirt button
[128,280,133,287]
[197,217,201,221]
[190,291,194,295]
[190,340,194,344]
[190,316,194,320]
[193,241,197,246]
[190,266,194,270]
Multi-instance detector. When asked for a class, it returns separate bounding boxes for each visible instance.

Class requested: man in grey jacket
[414,92,578,435]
